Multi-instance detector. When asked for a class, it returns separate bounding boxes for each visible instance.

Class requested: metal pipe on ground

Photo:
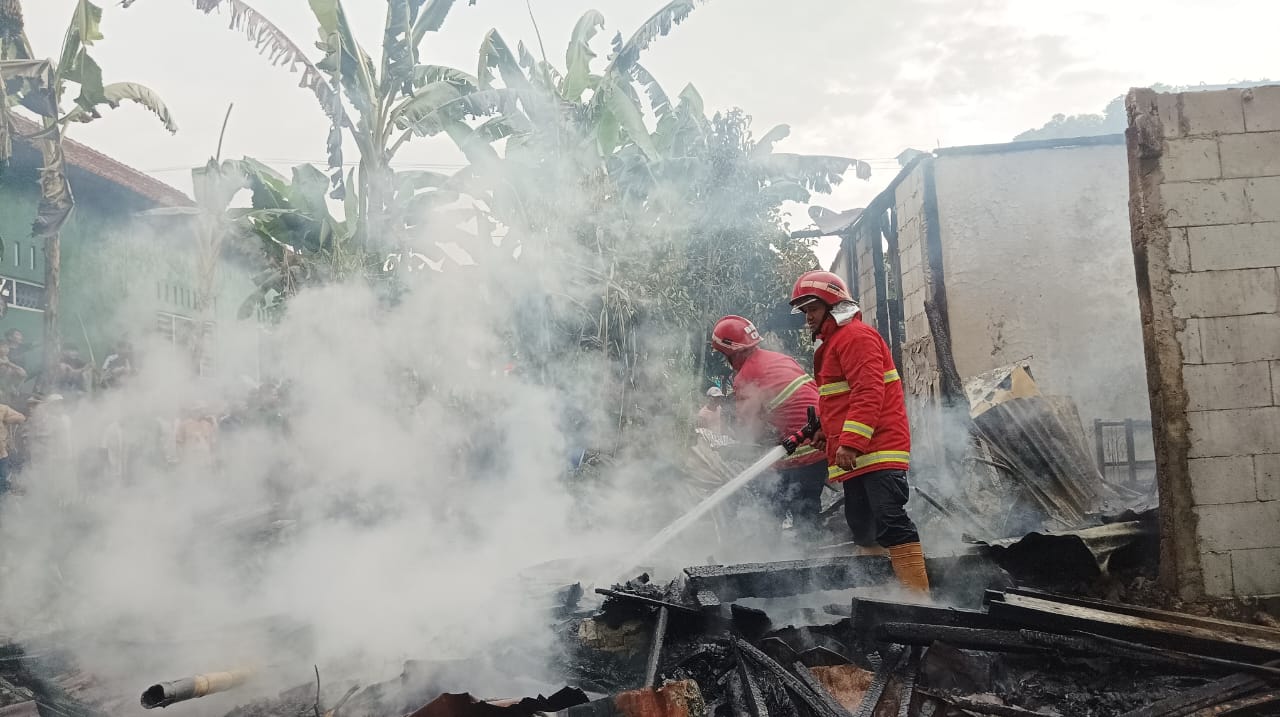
[141,669,252,709]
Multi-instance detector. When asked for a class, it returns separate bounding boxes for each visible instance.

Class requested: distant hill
[1014,80,1275,142]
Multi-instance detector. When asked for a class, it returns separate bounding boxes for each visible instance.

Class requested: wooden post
[41,230,59,392]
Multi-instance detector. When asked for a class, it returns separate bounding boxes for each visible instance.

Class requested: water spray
[600,407,822,585]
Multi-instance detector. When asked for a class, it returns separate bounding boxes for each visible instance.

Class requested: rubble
[407,687,588,716]
[5,552,1280,717]
[551,565,1280,716]
[0,439,1255,717]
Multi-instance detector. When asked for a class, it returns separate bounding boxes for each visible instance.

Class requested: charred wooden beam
[852,645,904,717]
[642,607,669,689]
[1021,630,1280,679]
[1118,667,1275,717]
[1198,689,1280,714]
[850,597,1012,643]
[732,663,771,717]
[873,623,1046,653]
[595,589,698,615]
[684,554,989,604]
[1001,587,1280,643]
[895,648,919,717]
[985,593,1280,663]
[685,557,894,603]
[734,638,847,717]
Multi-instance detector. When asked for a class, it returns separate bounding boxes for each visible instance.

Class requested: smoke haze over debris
[0,204,808,710]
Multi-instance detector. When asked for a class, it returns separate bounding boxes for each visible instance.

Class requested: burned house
[828,135,1156,516]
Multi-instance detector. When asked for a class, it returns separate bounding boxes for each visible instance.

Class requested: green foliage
[0,0,179,390]
[0,0,175,241]
[400,8,862,433]
[150,1,864,443]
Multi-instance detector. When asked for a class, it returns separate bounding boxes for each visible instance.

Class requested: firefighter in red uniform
[789,270,930,595]
[710,315,828,539]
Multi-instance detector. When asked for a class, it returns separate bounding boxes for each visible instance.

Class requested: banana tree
[130,0,481,270]
[395,5,868,361]
[0,0,175,389]
[365,4,870,440]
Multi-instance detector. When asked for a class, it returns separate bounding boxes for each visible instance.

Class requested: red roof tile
[10,114,193,207]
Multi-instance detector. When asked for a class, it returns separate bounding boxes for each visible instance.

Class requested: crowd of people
[0,328,286,496]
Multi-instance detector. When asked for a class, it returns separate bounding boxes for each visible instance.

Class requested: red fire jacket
[813,315,911,482]
[732,348,826,470]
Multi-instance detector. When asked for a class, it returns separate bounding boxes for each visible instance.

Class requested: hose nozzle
[780,406,820,455]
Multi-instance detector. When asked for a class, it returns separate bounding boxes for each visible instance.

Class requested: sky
[18,0,1280,266]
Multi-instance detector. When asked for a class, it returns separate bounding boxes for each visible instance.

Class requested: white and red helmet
[789,270,853,313]
[710,315,763,355]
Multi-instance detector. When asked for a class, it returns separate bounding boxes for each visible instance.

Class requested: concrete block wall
[844,160,946,472]
[856,225,878,322]
[1127,85,1280,597]
[895,165,931,348]
[846,159,934,401]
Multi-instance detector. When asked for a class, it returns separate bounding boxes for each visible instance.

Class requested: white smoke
[0,190,820,715]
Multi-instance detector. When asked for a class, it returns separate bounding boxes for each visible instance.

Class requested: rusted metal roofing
[9,114,193,207]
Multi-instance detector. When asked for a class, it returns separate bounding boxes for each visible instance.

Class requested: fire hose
[140,669,253,709]
[603,407,821,584]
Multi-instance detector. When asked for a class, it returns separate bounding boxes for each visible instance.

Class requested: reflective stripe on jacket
[813,316,911,481]
[732,348,826,469]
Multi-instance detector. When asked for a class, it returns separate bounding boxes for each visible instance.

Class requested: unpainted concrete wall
[1128,85,1280,598]
[891,162,941,405]
[933,144,1152,439]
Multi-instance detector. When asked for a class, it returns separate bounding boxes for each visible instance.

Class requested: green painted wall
[0,158,258,376]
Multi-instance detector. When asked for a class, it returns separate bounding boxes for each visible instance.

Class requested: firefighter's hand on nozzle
[808,429,826,453]
[834,445,859,471]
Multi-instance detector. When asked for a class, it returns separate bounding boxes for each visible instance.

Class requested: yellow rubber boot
[888,542,931,595]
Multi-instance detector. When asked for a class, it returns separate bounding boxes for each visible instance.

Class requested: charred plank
[852,645,904,717]
[685,557,894,603]
[1118,667,1275,717]
[986,594,1280,663]
[642,607,669,689]
[1000,588,1280,643]
[734,638,846,717]
[873,623,1047,653]
[595,589,698,615]
[850,597,1013,643]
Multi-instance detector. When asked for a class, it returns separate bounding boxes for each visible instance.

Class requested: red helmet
[711,315,763,355]
[790,270,852,312]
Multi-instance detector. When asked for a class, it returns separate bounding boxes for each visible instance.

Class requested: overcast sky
[19,0,1280,264]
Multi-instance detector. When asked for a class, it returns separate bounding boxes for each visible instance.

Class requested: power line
[142,159,470,173]
[143,155,912,174]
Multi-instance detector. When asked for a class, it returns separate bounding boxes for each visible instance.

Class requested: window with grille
[0,276,47,311]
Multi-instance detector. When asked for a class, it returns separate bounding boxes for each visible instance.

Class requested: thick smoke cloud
[0,196,816,714]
